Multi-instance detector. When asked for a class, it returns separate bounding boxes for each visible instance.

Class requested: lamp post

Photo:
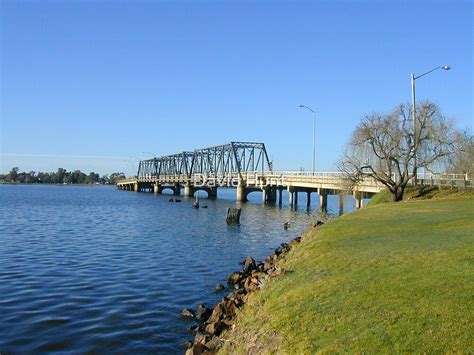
[411,65,450,181]
[299,104,316,175]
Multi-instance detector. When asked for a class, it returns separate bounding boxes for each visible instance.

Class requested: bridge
[117,141,471,211]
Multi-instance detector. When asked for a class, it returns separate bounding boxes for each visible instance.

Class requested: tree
[445,129,473,177]
[7,167,19,182]
[108,172,126,184]
[338,101,457,202]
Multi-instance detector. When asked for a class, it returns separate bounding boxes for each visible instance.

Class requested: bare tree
[338,101,457,202]
[445,129,473,177]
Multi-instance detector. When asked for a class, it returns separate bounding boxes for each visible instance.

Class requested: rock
[228,271,243,284]
[169,198,174,202]
[205,336,222,351]
[263,260,274,272]
[208,304,224,323]
[313,220,324,227]
[188,324,202,334]
[185,341,209,355]
[220,298,237,318]
[181,308,195,319]
[243,277,258,292]
[196,304,212,321]
[205,320,229,335]
[183,340,193,349]
[242,256,256,273]
[175,199,182,202]
[275,243,290,256]
[215,283,225,292]
[290,236,302,247]
[194,332,210,344]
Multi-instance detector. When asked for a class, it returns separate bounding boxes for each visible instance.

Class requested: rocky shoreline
[181,221,324,354]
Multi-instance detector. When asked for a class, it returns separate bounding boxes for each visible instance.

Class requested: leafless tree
[445,129,473,177]
[338,101,457,202]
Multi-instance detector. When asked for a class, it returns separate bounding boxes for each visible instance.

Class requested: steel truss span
[137,142,272,178]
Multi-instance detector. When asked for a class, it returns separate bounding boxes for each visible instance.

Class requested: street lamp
[411,65,451,181]
[299,104,316,175]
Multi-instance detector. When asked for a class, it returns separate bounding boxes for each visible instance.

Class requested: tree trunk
[391,186,405,202]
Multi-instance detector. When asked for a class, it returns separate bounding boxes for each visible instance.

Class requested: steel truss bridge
[117,141,472,211]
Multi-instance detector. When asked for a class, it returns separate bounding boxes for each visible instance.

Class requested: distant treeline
[0,167,126,185]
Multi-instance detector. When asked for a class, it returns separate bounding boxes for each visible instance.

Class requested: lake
[0,184,358,353]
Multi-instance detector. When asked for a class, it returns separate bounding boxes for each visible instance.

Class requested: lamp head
[442,65,451,70]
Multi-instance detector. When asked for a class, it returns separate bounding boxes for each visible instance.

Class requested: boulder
[228,271,243,284]
[181,308,195,319]
[205,320,229,335]
[208,304,224,323]
[188,324,202,334]
[290,236,302,247]
[196,304,212,322]
[313,220,324,227]
[194,332,210,344]
[275,243,290,256]
[242,256,256,273]
[185,341,209,355]
[215,283,225,292]
[205,336,223,351]
[220,298,237,318]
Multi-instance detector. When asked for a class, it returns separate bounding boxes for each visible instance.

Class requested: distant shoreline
[0,182,113,187]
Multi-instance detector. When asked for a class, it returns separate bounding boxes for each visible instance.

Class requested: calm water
[0,184,357,353]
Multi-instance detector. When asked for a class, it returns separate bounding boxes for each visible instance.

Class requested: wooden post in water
[226,208,241,224]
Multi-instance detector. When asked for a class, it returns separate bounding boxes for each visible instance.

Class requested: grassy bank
[220,191,474,353]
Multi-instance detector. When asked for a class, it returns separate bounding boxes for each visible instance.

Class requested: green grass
[220,194,474,353]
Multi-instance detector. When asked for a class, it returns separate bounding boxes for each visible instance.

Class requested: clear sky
[1,0,472,176]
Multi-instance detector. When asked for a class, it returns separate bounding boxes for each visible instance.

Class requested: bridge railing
[121,171,472,190]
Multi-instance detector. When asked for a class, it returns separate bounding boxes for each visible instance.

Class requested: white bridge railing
[118,171,472,190]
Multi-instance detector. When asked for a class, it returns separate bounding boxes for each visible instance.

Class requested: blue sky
[1,0,472,176]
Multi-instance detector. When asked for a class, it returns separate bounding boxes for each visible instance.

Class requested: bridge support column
[134,183,140,192]
[184,184,194,198]
[173,184,181,196]
[261,186,276,204]
[354,191,362,209]
[288,187,294,207]
[294,190,298,206]
[278,188,283,206]
[237,181,248,202]
[318,189,328,211]
[208,187,218,198]
[339,194,344,215]
[306,191,311,207]
[153,184,161,194]
[268,187,276,204]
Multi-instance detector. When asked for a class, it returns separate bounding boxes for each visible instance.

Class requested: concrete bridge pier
[318,188,328,211]
[278,188,283,206]
[236,181,248,202]
[339,194,344,215]
[354,191,363,209]
[306,191,311,207]
[294,190,299,206]
[173,184,181,196]
[153,184,161,194]
[288,187,294,207]
[184,184,193,198]
[208,187,218,198]
[262,186,277,204]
